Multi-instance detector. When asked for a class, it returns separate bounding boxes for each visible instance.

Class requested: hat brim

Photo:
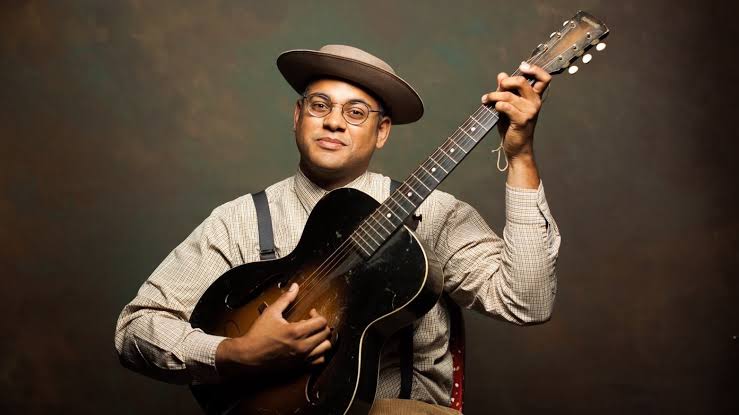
[277,50,423,125]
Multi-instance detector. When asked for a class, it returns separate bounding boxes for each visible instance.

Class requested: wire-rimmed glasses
[301,93,383,126]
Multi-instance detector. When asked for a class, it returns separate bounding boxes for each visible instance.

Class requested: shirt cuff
[180,329,228,384]
[505,180,548,225]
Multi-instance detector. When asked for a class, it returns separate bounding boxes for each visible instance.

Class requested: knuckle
[286,326,299,338]
[295,342,309,354]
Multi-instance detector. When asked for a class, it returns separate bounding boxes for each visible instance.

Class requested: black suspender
[251,181,419,400]
[252,190,277,261]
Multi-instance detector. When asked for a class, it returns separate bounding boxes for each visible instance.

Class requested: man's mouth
[316,137,346,150]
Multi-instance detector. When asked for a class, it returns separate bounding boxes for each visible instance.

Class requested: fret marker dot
[471,127,476,132]
[431,167,437,173]
[386,213,392,218]
[450,148,455,153]
[407,192,412,197]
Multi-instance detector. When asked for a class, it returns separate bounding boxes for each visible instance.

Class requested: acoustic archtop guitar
[189,11,609,415]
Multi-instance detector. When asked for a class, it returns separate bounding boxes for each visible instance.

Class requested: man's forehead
[304,78,378,104]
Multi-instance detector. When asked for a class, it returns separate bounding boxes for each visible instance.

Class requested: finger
[309,356,326,366]
[496,72,509,92]
[268,283,299,315]
[498,74,540,103]
[306,339,332,360]
[494,100,527,125]
[518,61,552,95]
[482,91,521,107]
[300,325,331,351]
[291,314,328,338]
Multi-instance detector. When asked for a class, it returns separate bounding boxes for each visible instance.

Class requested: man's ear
[375,116,392,149]
[293,100,301,131]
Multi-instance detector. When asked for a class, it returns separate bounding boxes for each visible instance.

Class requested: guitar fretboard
[350,104,501,257]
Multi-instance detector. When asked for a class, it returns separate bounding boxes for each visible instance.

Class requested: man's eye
[312,102,328,110]
[347,108,366,117]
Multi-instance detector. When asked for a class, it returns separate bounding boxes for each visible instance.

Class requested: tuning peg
[550,31,559,38]
[582,53,592,64]
[595,42,607,51]
[562,20,569,27]
[568,65,579,74]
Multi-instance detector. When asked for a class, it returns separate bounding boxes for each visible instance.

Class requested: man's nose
[323,105,347,131]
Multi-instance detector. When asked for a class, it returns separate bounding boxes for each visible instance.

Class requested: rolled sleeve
[114,207,236,384]
[436,181,561,324]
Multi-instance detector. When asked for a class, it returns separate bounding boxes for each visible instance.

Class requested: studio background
[1,1,736,414]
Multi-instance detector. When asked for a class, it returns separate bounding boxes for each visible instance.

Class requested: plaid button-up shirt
[115,169,560,406]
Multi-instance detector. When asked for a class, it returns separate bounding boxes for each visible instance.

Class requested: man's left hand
[481,62,551,161]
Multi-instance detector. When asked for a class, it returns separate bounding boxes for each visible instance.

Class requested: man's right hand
[215,283,332,379]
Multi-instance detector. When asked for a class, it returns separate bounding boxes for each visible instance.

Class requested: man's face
[293,79,391,185]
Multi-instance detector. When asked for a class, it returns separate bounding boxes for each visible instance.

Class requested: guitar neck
[350,104,501,257]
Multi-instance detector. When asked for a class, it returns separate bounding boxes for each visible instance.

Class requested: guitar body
[190,188,444,415]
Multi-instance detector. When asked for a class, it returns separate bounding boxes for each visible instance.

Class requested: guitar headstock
[528,11,610,75]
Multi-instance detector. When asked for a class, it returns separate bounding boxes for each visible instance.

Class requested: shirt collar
[294,168,372,212]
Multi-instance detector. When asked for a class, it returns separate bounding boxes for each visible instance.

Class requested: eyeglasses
[301,93,383,126]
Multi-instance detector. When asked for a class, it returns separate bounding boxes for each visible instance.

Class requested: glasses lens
[343,103,369,124]
[307,96,331,117]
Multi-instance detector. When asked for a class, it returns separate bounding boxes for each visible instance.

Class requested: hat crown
[318,44,396,75]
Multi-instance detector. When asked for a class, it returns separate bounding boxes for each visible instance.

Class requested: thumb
[269,283,299,315]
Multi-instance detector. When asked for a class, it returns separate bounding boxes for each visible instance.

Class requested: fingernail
[481,94,488,103]
[289,283,298,292]
[520,61,530,70]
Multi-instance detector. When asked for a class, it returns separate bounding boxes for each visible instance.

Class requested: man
[115,45,560,414]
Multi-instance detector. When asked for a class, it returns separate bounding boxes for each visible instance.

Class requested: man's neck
[298,162,364,191]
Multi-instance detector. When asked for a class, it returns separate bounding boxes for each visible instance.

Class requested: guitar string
[283,43,560,316]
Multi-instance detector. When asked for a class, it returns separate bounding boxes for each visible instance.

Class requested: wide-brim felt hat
[276,44,424,125]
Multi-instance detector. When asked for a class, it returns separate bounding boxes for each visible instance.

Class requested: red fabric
[447,301,465,412]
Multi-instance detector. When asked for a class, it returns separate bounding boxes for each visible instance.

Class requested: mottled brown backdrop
[1,1,737,414]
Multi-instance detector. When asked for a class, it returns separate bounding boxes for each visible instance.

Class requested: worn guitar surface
[190,10,609,415]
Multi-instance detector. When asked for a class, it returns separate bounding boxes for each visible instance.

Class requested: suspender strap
[252,190,276,261]
[391,179,416,400]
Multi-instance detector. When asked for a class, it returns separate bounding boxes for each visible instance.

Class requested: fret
[387,196,411,216]
[405,180,428,200]
[451,132,471,152]
[353,228,379,250]
[350,235,372,257]
[419,165,441,182]
[367,213,392,234]
[481,104,497,118]
[469,114,487,130]
[427,156,449,174]
[372,209,397,232]
[396,188,415,205]
[437,147,459,165]
[378,205,402,222]
[410,172,433,192]
[457,122,479,141]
